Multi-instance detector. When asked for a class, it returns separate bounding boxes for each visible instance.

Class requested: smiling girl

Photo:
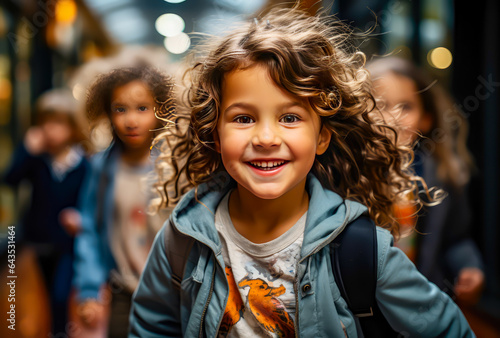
[73,64,174,336]
[130,8,473,337]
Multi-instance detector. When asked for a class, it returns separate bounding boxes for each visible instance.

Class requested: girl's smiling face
[216,64,331,200]
[110,80,159,150]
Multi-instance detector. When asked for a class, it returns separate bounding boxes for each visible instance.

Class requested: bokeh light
[155,13,185,37]
[72,83,85,101]
[55,0,78,25]
[428,47,453,69]
[164,33,190,54]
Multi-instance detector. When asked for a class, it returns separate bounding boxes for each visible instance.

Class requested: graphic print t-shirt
[215,192,306,338]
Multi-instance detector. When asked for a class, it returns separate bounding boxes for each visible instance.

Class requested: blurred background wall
[0,0,498,334]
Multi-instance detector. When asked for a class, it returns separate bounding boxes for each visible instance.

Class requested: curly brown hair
[153,7,441,236]
[86,62,175,142]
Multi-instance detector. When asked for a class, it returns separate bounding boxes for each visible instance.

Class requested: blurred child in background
[72,63,174,337]
[368,57,485,306]
[3,88,90,335]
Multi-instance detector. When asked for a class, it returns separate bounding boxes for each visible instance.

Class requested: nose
[124,112,138,129]
[252,121,281,148]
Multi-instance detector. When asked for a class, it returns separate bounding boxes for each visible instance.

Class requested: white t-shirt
[110,160,166,292]
[215,192,306,338]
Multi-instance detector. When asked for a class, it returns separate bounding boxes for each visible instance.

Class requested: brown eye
[234,115,254,124]
[280,114,300,124]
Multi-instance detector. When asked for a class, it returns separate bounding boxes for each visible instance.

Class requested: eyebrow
[111,101,153,107]
[111,101,126,107]
[223,101,306,114]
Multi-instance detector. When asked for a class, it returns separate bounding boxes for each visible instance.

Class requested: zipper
[214,286,228,336]
[199,257,216,338]
[293,279,300,337]
[169,220,226,338]
[293,203,352,338]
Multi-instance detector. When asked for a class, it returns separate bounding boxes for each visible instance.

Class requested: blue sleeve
[3,143,38,186]
[375,228,475,337]
[73,156,109,301]
[129,225,182,337]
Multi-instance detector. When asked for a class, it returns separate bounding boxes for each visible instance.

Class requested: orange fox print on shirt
[220,267,245,334]
[219,267,295,337]
[238,277,295,337]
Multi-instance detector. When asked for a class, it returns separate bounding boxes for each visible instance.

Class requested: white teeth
[250,160,285,169]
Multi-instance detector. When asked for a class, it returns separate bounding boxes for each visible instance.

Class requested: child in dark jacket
[3,88,90,336]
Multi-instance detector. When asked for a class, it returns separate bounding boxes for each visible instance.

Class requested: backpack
[164,216,398,337]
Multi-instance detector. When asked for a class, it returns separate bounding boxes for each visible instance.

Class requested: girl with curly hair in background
[368,56,486,333]
[72,63,174,337]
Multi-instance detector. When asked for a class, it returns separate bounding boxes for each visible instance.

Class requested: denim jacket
[73,143,121,301]
[129,174,473,337]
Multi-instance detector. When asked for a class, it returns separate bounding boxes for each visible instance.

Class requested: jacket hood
[170,172,367,259]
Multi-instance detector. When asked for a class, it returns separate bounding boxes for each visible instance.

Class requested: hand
[78,300,105,329]
[454,267,485,306]
[24,127,46,155]
[59,207,82,236]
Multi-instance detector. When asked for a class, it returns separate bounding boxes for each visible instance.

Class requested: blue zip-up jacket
[73,143,121,301]
[129,174,473,337]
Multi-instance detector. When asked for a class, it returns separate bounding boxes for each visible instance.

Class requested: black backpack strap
[164,219,195,290]
[332,216,398,337]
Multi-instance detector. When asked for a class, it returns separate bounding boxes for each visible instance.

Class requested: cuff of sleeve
[444,239,484,277]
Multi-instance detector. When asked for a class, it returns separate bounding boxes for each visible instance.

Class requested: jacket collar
[300,173,367,258]
[171,173,367,259]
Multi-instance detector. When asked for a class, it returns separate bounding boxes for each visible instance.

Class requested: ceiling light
[164,33,190,54]
[155,13,185,37]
